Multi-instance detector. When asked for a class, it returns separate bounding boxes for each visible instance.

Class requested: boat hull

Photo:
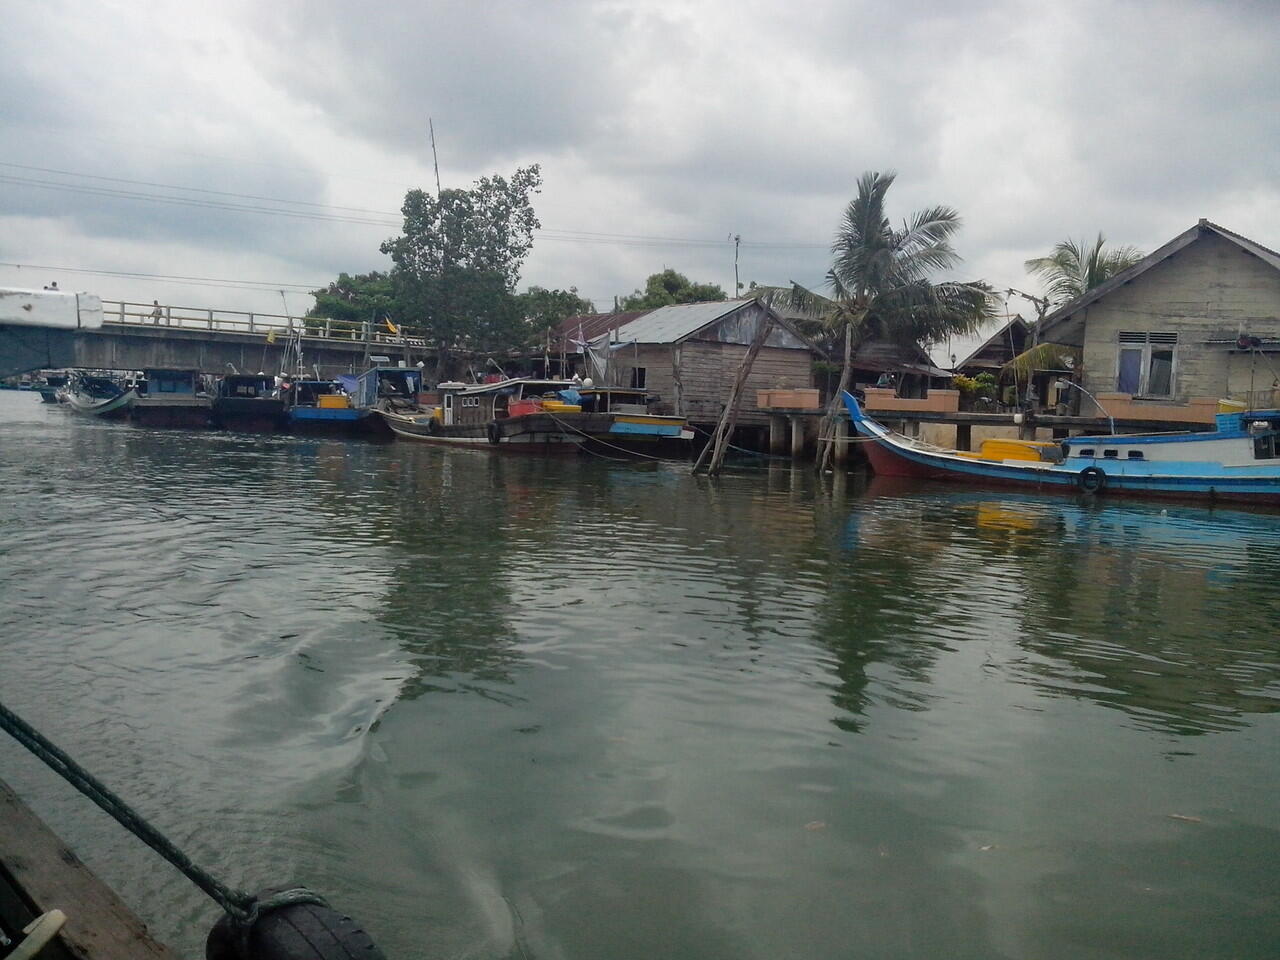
[65,387,136,418]
[211,397,286,432]
[381,410,587,451]
[287,407,374,436]
[131,397,212,429]
[844,392,1280,506]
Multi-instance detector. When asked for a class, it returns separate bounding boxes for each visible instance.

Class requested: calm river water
[0,391,1277,959]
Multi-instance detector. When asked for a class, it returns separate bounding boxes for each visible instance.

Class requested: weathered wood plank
[0,778,182,960]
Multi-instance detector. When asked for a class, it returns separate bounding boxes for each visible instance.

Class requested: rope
[541,410,668,462]
[0,699,325,933]
[688,423,793,460]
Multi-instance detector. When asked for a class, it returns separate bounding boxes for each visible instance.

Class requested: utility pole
[732,234,741,297]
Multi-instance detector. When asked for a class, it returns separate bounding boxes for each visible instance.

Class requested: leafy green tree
[1025,233,1143,305]
[517,286,594,332]
[306,270,395,338]
[764,170,994,470]
[381,165,542,377]
[620,269,726,310]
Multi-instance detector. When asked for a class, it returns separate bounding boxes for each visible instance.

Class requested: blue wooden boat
[843,391,1280,505]
[283,378,373,434]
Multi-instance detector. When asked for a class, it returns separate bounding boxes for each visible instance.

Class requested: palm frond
[756,282,836,322]
[1026,233,1145,304]
[999,342,1081,381]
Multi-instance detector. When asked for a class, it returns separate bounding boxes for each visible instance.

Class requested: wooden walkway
[0,777,180,960]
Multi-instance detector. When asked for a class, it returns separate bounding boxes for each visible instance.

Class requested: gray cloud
[0,0,1276,315]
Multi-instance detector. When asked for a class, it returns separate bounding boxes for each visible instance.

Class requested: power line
[0,159,829,250]
[0,161,400,216]
[0,260,327,292]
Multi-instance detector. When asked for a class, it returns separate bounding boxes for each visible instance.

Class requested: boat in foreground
[844,390,1280,505]
[64,373,136,418]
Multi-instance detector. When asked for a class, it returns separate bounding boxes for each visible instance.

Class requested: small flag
[385,317,399,335]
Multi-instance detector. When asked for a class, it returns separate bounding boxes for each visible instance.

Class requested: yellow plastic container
[542,401,582,413]
[1218,398,1247,414]
[317,394,350,409]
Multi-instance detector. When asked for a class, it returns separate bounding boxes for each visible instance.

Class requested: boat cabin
[137,368,202,397]
[355,367,422,409]
[216,374,275,399]
[434,379,591,426]
[285,379,345,407]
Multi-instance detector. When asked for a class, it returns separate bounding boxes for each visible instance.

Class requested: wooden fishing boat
[211,374,285,432]
[367,372,692,453]
[844,391,1280,505]
[64,373,136,418]
[131,368,211,428]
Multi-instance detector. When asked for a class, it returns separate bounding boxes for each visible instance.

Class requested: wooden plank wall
[615,342,813,425]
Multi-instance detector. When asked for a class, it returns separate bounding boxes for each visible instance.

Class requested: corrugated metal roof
[609,299,756,344]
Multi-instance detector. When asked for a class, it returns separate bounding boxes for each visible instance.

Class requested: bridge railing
[101,300,427,347]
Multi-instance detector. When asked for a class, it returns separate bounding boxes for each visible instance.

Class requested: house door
[443,393,455,425]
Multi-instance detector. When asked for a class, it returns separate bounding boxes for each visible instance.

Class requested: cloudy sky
[2,0,1276,325]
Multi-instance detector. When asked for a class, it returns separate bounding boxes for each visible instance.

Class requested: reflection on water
[1,394,1277,960]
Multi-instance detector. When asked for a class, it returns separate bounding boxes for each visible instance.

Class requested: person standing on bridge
[149,300,163,324]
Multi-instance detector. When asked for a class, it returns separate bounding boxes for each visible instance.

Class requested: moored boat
[131,368,211,428]
[844,390,1280,505]
[283,378,373,435]
[372,374,692,454]
[64,372,136,418]
[210,374,285,432]
[34,372,69,403]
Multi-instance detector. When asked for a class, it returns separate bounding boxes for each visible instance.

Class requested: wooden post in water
[694,304,775,476]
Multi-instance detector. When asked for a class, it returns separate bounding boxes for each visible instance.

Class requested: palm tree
[1024,233,1144,306]
[766,171,994,471]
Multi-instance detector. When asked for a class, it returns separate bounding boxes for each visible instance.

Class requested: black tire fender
[486,420,501,445]
[206,889,386,960]
[1078,465,1107,492]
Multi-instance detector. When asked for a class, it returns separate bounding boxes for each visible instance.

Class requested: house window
[630,367,647,390]
[1117,332,1177,397]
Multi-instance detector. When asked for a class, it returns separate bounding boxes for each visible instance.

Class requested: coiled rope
[0,699,324,930]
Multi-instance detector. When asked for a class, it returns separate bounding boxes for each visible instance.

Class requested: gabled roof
[612,299,757,344]
[952,316,1030,370]
[1041,220,1280,337]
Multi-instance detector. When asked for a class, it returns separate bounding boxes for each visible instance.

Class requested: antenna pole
[429,118,443,198]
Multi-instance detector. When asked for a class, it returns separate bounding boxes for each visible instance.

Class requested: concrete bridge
[2,297,424,377]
